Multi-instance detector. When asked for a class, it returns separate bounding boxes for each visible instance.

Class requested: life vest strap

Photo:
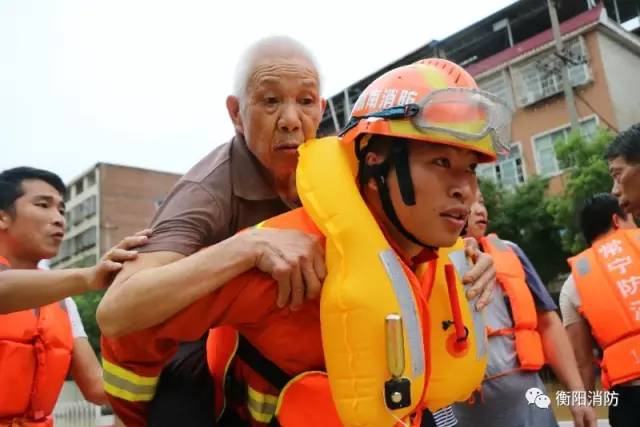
[486,327,514,337]
[236,335,293,391]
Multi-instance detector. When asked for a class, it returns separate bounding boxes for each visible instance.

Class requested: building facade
[318,0,640,193]
[50,163,180,269]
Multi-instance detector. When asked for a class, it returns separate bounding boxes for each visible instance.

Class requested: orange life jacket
[205,209,430,427]
[479,234,545,372]
[0,258,74,426]
[568,228,640,389]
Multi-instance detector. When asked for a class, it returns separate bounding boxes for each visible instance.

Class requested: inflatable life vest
[420,239,487,411]
[0,260,74,425]
[479,234,544,371]
[569,228,640,389]
[296,136,429,426]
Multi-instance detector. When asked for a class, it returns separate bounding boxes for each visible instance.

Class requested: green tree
[479,177,569,284]
[73,291,104,354]
[547,128,614,254]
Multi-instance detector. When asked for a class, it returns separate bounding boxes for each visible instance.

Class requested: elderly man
[607,123,640,220]
[97,37,495,426]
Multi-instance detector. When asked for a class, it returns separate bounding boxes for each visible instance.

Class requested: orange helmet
[341,58,512,162]
[341,59,512,249]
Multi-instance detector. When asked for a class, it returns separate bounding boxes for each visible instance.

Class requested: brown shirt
[141,135,290,255]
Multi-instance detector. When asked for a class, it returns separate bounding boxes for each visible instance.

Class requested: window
[533,117,598,177]
[476,144,525,188]
[75,180,84,196]
[71,196,97,226]
[72,203,85,226]
[74,226,97,253]
[87,170,96,187]
[84,195,97,218]
[479,72,513,108]
[515,37,590,107]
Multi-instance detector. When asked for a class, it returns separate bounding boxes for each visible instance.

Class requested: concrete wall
[99,164,180,255]
[597,31,640,131]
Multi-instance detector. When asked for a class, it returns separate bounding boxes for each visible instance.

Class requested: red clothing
[102,208,434,426]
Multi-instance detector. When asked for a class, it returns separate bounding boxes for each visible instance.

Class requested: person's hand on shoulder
[462,237,496,310]
[83,229,152,291]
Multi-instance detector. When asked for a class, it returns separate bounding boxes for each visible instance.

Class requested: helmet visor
[412,88,513,154]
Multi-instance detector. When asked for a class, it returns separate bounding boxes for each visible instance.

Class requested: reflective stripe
[576,257,590,276]
[102,358,158,402]
[254,221,267,229]
[246,385,278,423]
[379,249,425,377]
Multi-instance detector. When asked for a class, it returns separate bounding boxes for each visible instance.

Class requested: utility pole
[547,0,580,132]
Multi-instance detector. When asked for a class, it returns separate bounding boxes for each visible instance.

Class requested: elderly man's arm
[98,227,325,337]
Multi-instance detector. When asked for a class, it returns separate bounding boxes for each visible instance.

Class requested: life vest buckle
[384,377,412,410]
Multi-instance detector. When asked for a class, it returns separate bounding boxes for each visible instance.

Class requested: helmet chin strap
[360,139,437,251]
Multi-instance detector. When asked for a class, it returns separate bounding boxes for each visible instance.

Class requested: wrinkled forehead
[247,55,320,91]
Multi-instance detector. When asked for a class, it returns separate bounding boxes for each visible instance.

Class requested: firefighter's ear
[0,210,11,231]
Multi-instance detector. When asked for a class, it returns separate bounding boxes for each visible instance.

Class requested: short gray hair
[232,35,321,100]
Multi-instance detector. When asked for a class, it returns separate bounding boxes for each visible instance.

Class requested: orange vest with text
[0,257,74,426]
[568,228,640,389]
[479,234,545,371]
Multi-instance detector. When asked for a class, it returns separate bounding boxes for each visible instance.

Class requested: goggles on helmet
[341,87,513,155]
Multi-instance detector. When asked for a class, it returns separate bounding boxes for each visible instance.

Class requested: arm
[0,269,92,314]
[538,310,597,427]
[98,227,325,337]
[102,270,273,426]
[514,244,596,427]
[559,276,596,391]
[70,338,107,405]
[566,318,596,391]
[0,232,148,314]
[538,310,585,391]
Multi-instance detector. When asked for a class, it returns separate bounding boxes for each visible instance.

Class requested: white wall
[597,32,640,130]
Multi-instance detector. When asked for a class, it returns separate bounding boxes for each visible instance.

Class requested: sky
[1,0,516,182]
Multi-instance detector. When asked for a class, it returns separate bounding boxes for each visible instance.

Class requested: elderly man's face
[609,156,640,219]
[232,55,324,182]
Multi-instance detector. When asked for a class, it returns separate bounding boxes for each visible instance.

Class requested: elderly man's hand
[248,228,326,311]
[462,237,496,310]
